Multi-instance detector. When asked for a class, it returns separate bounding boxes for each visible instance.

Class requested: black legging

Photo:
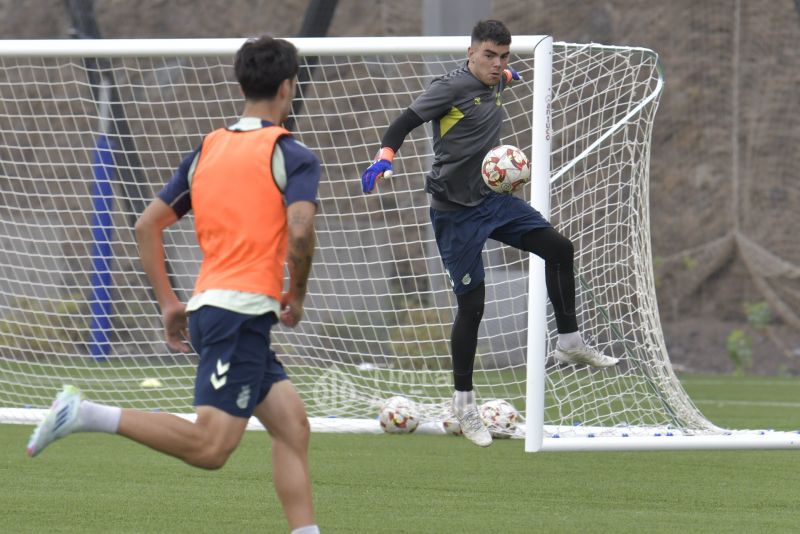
[520,227,578,335]
[451,227,578,391]
[451,281,485,391]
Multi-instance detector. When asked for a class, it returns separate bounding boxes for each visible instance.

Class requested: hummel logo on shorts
[211,359,230,390]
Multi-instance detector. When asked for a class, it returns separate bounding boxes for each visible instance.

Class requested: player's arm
[277,138,321,327]
[134,148,198,352]
[362,75,453,193]
[361,108,425,193]
[134,197,187,352]
[281,200,316,327]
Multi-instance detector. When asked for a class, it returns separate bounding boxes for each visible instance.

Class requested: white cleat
[27,385,82,457]
[553,344,619,368]
[453,395,492,448]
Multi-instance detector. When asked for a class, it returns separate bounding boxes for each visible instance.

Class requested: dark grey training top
[410,62,509,207]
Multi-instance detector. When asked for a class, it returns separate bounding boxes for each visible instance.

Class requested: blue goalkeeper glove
[361,147,394,194]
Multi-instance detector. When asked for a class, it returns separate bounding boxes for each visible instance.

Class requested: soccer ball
[379,395,420,434]
[479,399,520,438]
[481,145,531,194]
[441,414,462,436]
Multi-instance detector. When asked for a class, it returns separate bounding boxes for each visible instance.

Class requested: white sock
[454,390,475,410]
[291,525,320,534]
[558,331,584,350]
[77,400,121,433]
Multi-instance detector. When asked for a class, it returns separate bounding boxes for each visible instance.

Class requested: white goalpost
[0,36,797,451]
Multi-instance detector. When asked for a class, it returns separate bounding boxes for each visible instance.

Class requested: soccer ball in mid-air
[481,145,531,194]
[479,399,520,438]
[379,395,420,434]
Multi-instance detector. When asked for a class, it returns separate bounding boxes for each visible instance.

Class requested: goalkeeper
[361,20,618,448]
[29,36,321,534]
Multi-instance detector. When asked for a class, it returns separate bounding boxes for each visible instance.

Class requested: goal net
[0,36,793,450]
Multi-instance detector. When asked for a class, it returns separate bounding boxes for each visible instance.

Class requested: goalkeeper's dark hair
[234,36,299,100]
[471,19,512,46]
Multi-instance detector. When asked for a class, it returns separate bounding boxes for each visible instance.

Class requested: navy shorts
[430,192,551,295]
[188,306,288,418]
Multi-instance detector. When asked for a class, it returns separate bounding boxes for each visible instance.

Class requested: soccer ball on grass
[481,145,531,194]
[479,399,520,438]
[379,395,420,434]
[441,414,462,436]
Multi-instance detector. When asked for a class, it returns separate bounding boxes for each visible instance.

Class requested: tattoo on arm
[286,207,316,299]
[288,247,312,292]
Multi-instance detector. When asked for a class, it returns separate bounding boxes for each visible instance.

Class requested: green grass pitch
[3,374,800,533]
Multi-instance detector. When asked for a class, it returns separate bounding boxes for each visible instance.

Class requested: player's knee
[185,429,239,470]
[295,412,311,442]
[522,228,574,264]
[546,233,574,265]
[285,409,311,440]
[456,282,485,321]
[269,409,310,449]
[192,441,236,470]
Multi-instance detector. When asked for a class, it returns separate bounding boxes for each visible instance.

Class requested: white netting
[0,38,717,438]
[544,44,719,438]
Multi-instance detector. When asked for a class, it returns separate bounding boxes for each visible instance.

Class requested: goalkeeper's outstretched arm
[380,108,425,153]
[360,108,424,193]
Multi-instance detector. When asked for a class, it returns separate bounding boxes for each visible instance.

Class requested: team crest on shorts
[461,273,472,286]
[236,385,251,410]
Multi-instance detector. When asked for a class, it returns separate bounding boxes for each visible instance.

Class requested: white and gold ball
[479,399,520,438]
[481,145,531,194]
[379,395,420,434]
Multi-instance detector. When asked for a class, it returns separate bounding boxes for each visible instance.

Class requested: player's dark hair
[471,19,512,46]
[234,35,299,100]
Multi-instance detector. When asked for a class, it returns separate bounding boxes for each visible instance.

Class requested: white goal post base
[4,409,799,450]
[537,433,800,452]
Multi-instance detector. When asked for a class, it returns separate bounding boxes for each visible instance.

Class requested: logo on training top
[210,359,230,390]
[473,97,481,106]
[236,385,251,410]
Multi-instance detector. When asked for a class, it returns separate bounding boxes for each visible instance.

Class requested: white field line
[693,398,800,408]
[682,378,800,387]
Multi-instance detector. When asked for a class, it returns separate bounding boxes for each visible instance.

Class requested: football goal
[0,36,796,451]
